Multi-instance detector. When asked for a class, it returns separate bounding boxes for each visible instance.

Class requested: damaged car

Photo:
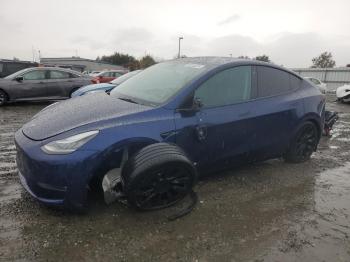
[15,57,325,211]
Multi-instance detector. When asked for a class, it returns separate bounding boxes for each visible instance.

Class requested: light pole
[178,36,183,58]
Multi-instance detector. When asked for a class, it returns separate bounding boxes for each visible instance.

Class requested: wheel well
[305,119,322,141]
[87,140,157,193]
[0,88,9,101]
[69,87,80,97]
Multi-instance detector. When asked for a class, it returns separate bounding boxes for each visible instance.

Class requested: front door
[175,65,256,173]
[12,69,48,99]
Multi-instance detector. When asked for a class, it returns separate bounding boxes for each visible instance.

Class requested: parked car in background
[15,57,325,211]
[0,67,92,106]
[91,70,127,84]
[304,77,327,94]
[0,59,39,78]
[336,84,350,103]
[87,71,101,76]
[71,70,142,97]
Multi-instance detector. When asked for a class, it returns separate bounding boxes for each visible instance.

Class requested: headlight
[41,130,99,154]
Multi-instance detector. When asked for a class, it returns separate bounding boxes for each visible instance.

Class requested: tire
[0,89,8,106]
[121,143,197,211]
[284,121,319,163]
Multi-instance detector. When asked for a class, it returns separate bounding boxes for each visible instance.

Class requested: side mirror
[193,97,203,110]
[15,76,23,82]
[177,97,202,114]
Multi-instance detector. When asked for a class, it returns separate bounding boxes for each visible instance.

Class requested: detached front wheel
[122,143,196,211]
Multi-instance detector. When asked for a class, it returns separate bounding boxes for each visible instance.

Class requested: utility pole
[32,46,35,62]
[178,37,183,58]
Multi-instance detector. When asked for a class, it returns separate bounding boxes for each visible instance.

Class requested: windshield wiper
[118,97,139,104]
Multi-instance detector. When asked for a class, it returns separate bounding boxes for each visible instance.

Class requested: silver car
[0,67,92,106]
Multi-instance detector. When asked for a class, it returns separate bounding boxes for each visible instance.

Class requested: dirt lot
[1,95,350,262]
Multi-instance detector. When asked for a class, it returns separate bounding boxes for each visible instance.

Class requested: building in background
[0,59,38,78]
[40,57,126,73]
[293,67,350,92]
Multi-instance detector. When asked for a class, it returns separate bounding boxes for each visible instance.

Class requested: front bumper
[18,171,65,205]
[15,129,101,209]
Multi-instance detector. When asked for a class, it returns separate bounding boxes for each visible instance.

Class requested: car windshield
[110,70,141,85]
[4,68,31,79]
[110,61,207,106]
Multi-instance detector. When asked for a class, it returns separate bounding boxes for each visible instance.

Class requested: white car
[336,84,350,103]
[304,77,327,94]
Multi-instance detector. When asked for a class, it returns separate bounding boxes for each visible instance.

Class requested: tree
[311,52,336,68]
[127,60,141,71]
[100,52,137,67]
[139,55,156,69]
[254,55,270,62]
[238,55,250,59]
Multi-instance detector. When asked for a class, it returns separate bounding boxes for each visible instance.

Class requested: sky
[0,0,350,67]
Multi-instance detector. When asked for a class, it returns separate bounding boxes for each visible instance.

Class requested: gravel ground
[1,96,350,262]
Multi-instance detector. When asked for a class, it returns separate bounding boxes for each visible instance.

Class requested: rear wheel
[0,90,8,106]
[284,122,319,163]
[122,143,196,210]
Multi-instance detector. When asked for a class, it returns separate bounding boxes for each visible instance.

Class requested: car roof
[20,67,82,74]
[171,56,301,78]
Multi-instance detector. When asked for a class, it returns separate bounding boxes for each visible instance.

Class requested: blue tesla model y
[15,57,325,211]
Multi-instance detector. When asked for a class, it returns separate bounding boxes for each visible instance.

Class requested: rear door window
[50,70,70,79]
[113,72,122,77]
[194,66,252,108]
[257,66,290,97]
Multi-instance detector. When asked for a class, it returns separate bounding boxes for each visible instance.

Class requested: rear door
[250,66,303,161]
[47,70,81,98]
[175,65,257,172]
[12,69,48,99]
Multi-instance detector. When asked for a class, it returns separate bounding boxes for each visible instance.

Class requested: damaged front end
[101,147,128,204]
[102,168,125,204]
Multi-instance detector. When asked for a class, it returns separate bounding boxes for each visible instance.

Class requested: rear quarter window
[69,73,80,78]
[290,74,302,90]
[257,66,290,97]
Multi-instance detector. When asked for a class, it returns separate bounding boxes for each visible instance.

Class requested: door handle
[195,125,207,142]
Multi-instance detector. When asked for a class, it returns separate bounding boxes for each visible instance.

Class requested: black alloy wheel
[284,122,318,163]
[0,90,8,106]
[129,163,193,210]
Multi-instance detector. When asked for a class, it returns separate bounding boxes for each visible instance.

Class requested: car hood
[76,83,115,94]
[22,92,152,141]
